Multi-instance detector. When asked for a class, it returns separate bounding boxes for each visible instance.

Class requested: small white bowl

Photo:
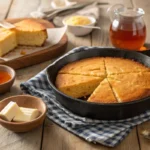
[63,16,96,36]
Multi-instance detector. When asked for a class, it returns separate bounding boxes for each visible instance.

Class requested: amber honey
[110,22,146,50]
[0,71,11,84]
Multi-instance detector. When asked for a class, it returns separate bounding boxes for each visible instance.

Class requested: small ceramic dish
[0,65,15,94]
[0,95,47,132]
[63,15,96,36]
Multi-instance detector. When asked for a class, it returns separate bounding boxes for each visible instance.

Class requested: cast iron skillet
[46,47,150,120]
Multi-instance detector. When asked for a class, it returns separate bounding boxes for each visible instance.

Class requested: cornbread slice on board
[0,28,17,56]
[108,73,150,103]
[56,74,104,98]
[59,57,106,77]
[14,19,47,46]
[105,57,150,75]
[88,79,117,103]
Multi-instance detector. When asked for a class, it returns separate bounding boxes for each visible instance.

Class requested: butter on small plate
[0,101,40,122]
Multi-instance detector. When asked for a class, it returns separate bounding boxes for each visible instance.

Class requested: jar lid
[119,8,145,18]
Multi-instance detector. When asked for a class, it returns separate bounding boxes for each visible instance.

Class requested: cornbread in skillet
[108,72,150,102]
[15,19,47,46]
[109,72,150,89]
[59,57,106,77]
[56,57,150,103]
[105,57,150,75]
[0,28,17,56]
[88,79,117,103]
[55,74,104,98]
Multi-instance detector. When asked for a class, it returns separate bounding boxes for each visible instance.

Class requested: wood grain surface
[0,0,150,150]
[132,1,150,149]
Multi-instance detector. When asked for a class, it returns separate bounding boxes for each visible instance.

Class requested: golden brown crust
[14,19,46,31]
[108,72,150,102]
[105,57,150,75]
[59,57,106,77]
[56,57,150,103]
[14,19,47,46]
[56,74,104,98]
[88,79,117,103]
[0,28,16,41]
[0,29,17,56]
[108,72,150,89]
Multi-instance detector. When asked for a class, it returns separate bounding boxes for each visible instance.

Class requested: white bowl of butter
[63,15,96,36]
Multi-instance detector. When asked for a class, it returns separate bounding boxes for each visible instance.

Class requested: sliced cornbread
[80,70,105,77]
[108,73,150,102]
[56,57,150,103]
[105,57,150,75]
[55,74,104,98]
[88,79,117,103]
[14,19,47,46]
[0,28,17,56]
[59,57,106,77]
[109,72,150,89]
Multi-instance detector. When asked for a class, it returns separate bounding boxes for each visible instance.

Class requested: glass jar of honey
[108,4,146,50]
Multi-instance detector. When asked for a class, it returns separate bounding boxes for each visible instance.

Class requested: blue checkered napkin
[20,47,150,147]
[20,71,150,147]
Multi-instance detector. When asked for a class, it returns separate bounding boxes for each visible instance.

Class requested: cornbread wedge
[0,28,17,56]
[56,74,104,98]
[108,72,150,102]
[15,19,47,46]
[109,72,150,89]
[105,57,150,75]
[59,57,106,77]
[88,79,117,103]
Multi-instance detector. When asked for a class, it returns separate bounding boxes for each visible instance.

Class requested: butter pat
[0,101,21,121]
[13,107,40,122]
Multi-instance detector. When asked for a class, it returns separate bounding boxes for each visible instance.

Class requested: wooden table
[0,0,150,149]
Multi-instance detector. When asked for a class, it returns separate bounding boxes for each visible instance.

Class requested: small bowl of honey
[0,65,15,94]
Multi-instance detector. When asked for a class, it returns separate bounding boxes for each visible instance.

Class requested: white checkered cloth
[20,47,150,147]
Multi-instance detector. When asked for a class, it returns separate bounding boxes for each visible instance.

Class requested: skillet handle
[138,43,150,56]
[140,50,150,56]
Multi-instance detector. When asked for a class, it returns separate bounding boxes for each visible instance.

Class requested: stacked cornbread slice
[0,28,17,56]
[15,19,47,46]
[56,57,150,103]
[0,19,47,57]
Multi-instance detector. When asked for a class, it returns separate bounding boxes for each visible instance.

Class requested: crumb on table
[20,50,26,55]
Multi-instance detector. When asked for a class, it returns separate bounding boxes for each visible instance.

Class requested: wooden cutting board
[0,18,68,69]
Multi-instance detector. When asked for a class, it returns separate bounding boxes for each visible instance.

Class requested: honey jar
[108,4,146,50]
